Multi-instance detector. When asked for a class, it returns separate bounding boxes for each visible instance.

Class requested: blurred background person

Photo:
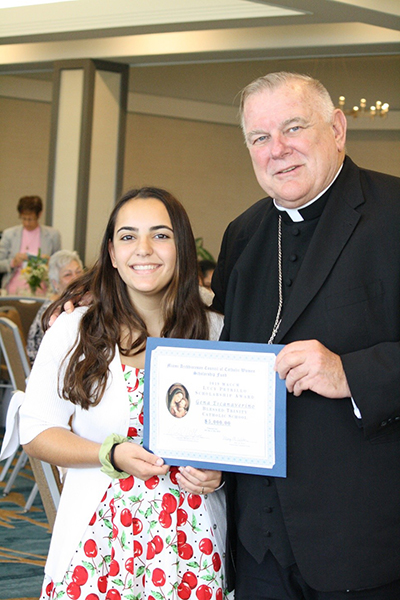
[198,258,216,306]
[0,195,61,295]
[198,258,216,289]
[26,250,83,363]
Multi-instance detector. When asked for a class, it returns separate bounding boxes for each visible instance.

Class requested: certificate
[144,338,286,477]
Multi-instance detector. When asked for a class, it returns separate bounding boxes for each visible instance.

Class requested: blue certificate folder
[144,337,287,477]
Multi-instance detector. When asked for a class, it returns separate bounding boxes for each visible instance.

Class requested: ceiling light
[338,96,389,118]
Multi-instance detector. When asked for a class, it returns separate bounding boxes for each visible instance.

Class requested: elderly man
[212,72,400,599]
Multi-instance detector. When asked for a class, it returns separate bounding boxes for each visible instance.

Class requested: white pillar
[46,59,128,266]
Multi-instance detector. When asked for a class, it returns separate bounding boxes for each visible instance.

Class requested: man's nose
[270,134,289,159]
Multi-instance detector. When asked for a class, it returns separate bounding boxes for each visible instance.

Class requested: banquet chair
[0,306,25,398]
[0,296,48,343]
[0,310,29,483]
[0,316,61,529]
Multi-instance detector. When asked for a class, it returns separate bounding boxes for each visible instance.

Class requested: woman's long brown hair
[47,187,210,410]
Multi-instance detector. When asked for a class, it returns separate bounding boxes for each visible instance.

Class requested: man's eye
[252,135,268,145]
[288,126,301,133]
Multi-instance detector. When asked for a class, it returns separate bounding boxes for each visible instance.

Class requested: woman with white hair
[26,249,83,362]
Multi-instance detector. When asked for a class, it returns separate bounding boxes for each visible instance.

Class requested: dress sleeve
[19,309,84,445]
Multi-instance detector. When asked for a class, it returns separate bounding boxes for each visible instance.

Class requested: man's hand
[275,340,351,399]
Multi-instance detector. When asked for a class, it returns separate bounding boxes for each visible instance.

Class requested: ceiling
[0,0,400,74]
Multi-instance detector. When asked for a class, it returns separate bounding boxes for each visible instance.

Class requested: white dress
[40,365,227,600]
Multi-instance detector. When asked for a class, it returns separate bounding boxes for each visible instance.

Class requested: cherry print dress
[41,365,227,600]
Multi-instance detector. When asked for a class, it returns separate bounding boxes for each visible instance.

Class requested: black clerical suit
[212,157,400,593]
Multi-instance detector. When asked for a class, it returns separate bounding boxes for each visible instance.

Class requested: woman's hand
[113,441,169,481]
[11,252,28,268]
[176,466,222,495]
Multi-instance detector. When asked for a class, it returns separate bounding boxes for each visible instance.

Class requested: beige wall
[0,96,51,229]
[345,131,400,178]
[123,113,262,260]
[1,59,400,262]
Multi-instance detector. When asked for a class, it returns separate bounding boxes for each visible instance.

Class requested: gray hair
[239,71,335,133]
[48,249,83,291]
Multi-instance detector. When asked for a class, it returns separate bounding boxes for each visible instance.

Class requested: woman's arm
[23,427,101,468]
[23,427,170,481]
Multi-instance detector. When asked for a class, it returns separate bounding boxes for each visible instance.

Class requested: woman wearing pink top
[0,196,61,294]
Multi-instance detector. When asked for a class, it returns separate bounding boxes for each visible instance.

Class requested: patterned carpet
[0,431,51,600]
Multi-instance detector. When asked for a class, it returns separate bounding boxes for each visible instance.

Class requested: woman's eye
[121,234,134,241]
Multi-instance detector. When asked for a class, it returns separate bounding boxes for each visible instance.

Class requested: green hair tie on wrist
[99,433,130,479]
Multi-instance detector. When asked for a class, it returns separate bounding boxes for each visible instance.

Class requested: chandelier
[338,96,389,118]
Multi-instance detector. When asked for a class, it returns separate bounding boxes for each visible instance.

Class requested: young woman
[19,188,227,600]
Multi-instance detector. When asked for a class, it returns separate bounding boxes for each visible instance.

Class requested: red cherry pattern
[127,426,137,437]
[187,494,202,509]
[158,509,172,528]
[119,476,134,492]
[97,575,107,593]
[145,475,159,489]
[105,590,121,600]
[177,508,188,526]
[132,517,143,535]
[66,581,81,599]
[162,492,177,513]
[182,571,198,589]
[152,534,163,554]
[212,552,222,572]
[152,567,166,587]
[120,507,132,527]
[199,537,213,556]
[43,367,224,599]
[146,540,156,559]
[83,539,98,558]
[178,542,194,560]
[72,565,88,586]
[133,539,143,557]
[178,581,191,599]
[196,585,212,600]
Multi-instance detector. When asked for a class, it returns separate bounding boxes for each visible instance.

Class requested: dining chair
[0,296,48,343]
[0,316,61,529]
[0,306,25,400]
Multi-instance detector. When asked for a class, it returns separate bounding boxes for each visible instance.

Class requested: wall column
[46,59,128,266]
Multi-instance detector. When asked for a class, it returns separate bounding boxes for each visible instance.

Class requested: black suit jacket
[213,157,400,592]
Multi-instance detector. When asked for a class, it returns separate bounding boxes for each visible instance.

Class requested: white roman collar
[273,164,343,222]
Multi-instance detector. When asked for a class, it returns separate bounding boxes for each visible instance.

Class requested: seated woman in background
[0,195,61,295]
[26,249,83,363]
[19,187,227,600]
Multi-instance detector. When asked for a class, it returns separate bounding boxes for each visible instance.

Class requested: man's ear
[332,108,347,152]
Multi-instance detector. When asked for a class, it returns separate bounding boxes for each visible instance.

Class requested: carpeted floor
[0,431,51,600]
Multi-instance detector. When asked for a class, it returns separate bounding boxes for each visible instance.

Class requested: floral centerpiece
[21,249,49,295]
